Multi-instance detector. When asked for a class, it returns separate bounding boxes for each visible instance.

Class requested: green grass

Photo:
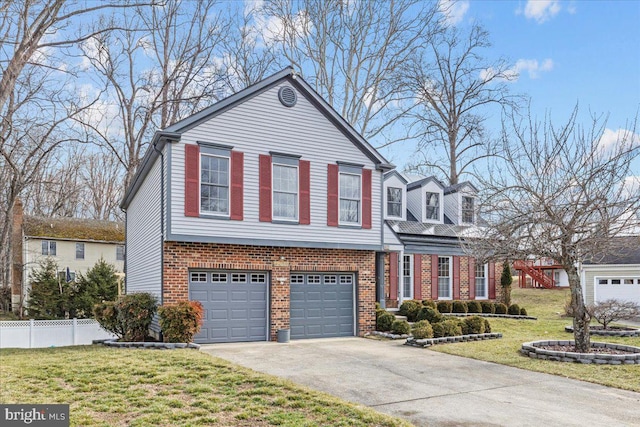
[429,287,640,392]
[0,346,412,427]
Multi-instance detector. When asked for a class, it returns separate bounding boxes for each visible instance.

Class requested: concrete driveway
[201,338,640,427]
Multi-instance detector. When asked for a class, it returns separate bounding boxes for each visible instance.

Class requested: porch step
[393,314,408,322]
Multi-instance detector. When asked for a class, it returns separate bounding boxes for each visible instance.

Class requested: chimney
[10,199,24,312]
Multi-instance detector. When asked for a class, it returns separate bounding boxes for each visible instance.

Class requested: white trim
[199,152,230,217]
[401,254,414,301]
[424,191,440,222]
[385,186,404,219]
[474,262,488,300]
[438,256,453,300]
[338,171,362,226]
[271,162,299,221]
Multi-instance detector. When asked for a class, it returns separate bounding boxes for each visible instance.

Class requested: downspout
[120,206,127,295]
[153,141,165,306]
[377,171,386,308]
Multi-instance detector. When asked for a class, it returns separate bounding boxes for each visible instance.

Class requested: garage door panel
[209,309,227,320]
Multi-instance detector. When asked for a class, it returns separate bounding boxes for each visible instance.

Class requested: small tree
[73,258,119,318]
[588,299,640,330]
[500,262,513,306]
[27,259,73,319]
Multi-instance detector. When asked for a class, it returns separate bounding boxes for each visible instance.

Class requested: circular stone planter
[521,340,640,365]
[564,325,640,337]
[94,339,200,350]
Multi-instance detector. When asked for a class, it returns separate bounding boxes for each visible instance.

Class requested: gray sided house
[121,68,393,343]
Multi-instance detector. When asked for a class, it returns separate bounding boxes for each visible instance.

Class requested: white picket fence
[0,318,116,349]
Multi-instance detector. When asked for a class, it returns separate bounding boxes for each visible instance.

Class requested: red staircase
[513,260,555,289]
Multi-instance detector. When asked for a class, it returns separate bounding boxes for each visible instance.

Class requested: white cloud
[598,128,640,152]
[438,0,470,26]
[480,58,553,82]
[519,0,561,24]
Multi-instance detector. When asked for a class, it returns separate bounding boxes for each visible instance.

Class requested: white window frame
[199,152,230,216]
[386,187,403,218]
[475,262,488,300]
[272,162,299,221]
[339,172,362,225]
[41,241,56,256]
[75,242,85,260]
[462,196,474,224]
[402,254,413,300]
[438,256,452,300]
[425,192,440,221]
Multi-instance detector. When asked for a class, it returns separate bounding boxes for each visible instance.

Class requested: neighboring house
[121,68,393,343]
[382,173,502,308]
[581,236,640,305]
[9,200,125,312]
[513,258,569,289]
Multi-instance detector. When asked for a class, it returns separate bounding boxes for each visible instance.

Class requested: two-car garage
[189,270,356,344]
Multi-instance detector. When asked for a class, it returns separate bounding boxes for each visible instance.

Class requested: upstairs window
[425,192,440,220]
[272,163,298,220]
[41,241,56,256]
[387,187,402,217]
[339,173,361,224]
[75,243,85,260]
[116,245,125,261]
[462,196,474,223]
[200,154,229,215]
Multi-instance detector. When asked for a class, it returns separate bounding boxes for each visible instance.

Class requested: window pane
[438,257,450,298]
[274,192,297,219]
[42,241,48,255]
[201,156,228,185]
[462,196,474,223]
[387,187,402,217]
[200,155,229,214]
[340,174,360,199]
[76,243,85,260]
[50,241,56,256]
[116,245,125,261]
[273,164,298,219]
[425,192,439,220]
[273,164,297,193]
[339,200,359,223]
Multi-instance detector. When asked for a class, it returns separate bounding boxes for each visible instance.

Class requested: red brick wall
[163,242,376,340]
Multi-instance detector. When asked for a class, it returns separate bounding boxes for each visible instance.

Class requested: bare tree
[262,0,442,147]
[588,299,640,330]
[468,107,640,352]
[404,23,519,185]
[80,149,124,221]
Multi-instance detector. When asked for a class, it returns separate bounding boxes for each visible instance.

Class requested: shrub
[27,259,74,319]
[501,262,513,306]
[520,307,528,316]
[416,307,443,324]
[422,300,437,309]
[461,316,486,335]
[494,303,508,314]
[483,318,492,333]
[159,301,204,343]
[452,300,468,313]
[507,304,521,316]
[587,299,640,330]
[481,301,495,314]
[376,311,395,332]
[398,300,423,322]
[73,258,119,318]
[94,292,157,341]
[466,301,482,313]
[432,319,462,338]
[412,320,434,339]
[391,319,411,335]
[437,301,452,313]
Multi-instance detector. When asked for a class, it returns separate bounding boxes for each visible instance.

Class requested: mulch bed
[536,344,636,355]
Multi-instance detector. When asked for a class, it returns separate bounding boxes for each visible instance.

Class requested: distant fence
[0,319,116,349]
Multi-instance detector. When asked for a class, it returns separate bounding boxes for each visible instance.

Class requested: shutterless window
[41,241,56,256]
[425,192,439,220]
[200,154,229,215]
[339,173,361,224]
[116,245,125,261]
[387,187,402,217]
[475,263,487,298]
[75,243,85,260]
[438,257,451,299]
[273,163,298,220]
[462,196,474,223]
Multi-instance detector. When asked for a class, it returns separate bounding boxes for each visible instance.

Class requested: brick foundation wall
[163,242,376,340]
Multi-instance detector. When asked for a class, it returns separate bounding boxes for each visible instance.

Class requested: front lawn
[0,346,411,427]
[429,287,640,392]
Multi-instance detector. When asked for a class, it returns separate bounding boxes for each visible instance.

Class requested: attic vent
[278,86,297,107]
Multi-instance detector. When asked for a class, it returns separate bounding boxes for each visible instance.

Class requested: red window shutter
[327,164,339,226]
[453,256,461,299]
[184,144,200,217]
[413,254,422,301]
[389,253,398,301]
[362,168,372,229]
[299,160,311,225]
[488,261,496,299]
[230,151,244,221]
[468,258,476,300]
[431,254,439,300]
[259,155,272,222]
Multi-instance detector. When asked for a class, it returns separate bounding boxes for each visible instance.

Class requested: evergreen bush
[452,300,468,313]
[391,319,411,335]
[466,301,482,313]
[461,316,486,335]
[494,303,508,314]
[432,319,462,338]
[415,307,443,324]
[481,301,495,314]
[507,304,521,316]
[398,300,422,322]
[422,300,437,309]
[159,301,204,342]
[376,311,395,332]
[412,320,434,339]
[437,300,452,313]
[520,307,528,316]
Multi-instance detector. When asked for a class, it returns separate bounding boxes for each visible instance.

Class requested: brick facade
[163,242,376,340]
[384,252,503,305]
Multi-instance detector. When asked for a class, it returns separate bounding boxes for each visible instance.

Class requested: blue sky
[380,0,640,175]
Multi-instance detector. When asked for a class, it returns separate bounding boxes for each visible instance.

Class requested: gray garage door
[189,270,268,343]
[290,273,355,339]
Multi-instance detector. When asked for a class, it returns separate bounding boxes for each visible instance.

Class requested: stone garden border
[442,312,537,320]
[564,325,640,337]
[368,331,410,340]
[94,339,200,350]
[405,332,502,348]
[521,340,640,365]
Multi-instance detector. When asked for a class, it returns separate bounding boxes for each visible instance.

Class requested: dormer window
[387,187,402,217]
[425,192,439,221]
[462,196,474,223]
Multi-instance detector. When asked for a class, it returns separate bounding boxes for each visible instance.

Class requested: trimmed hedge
[483,318,492,333]
[422,299,437,309]
[508,304,521,316]
[159,301,204,343]
[461,316,486,335]
[437,301,453,313]
[452,300,468,313]
[432,319,462,338]
[412,320,434,339]
[520,307,528,316]
[391,319,411,335]
[398,300,422,322]
[494,303,508,314]
[481,301,495,314]
[94,292,157,342]
[376,311,395,332]
[466,301,482,313]
[416,307,443,324]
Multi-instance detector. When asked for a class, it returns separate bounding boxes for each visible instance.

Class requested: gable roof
[23,216,124,243]
[585,236,640,265]
[444,181,479,195]
[122,67,393,209]
[407,176,445,191]
[383,170,408,184]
